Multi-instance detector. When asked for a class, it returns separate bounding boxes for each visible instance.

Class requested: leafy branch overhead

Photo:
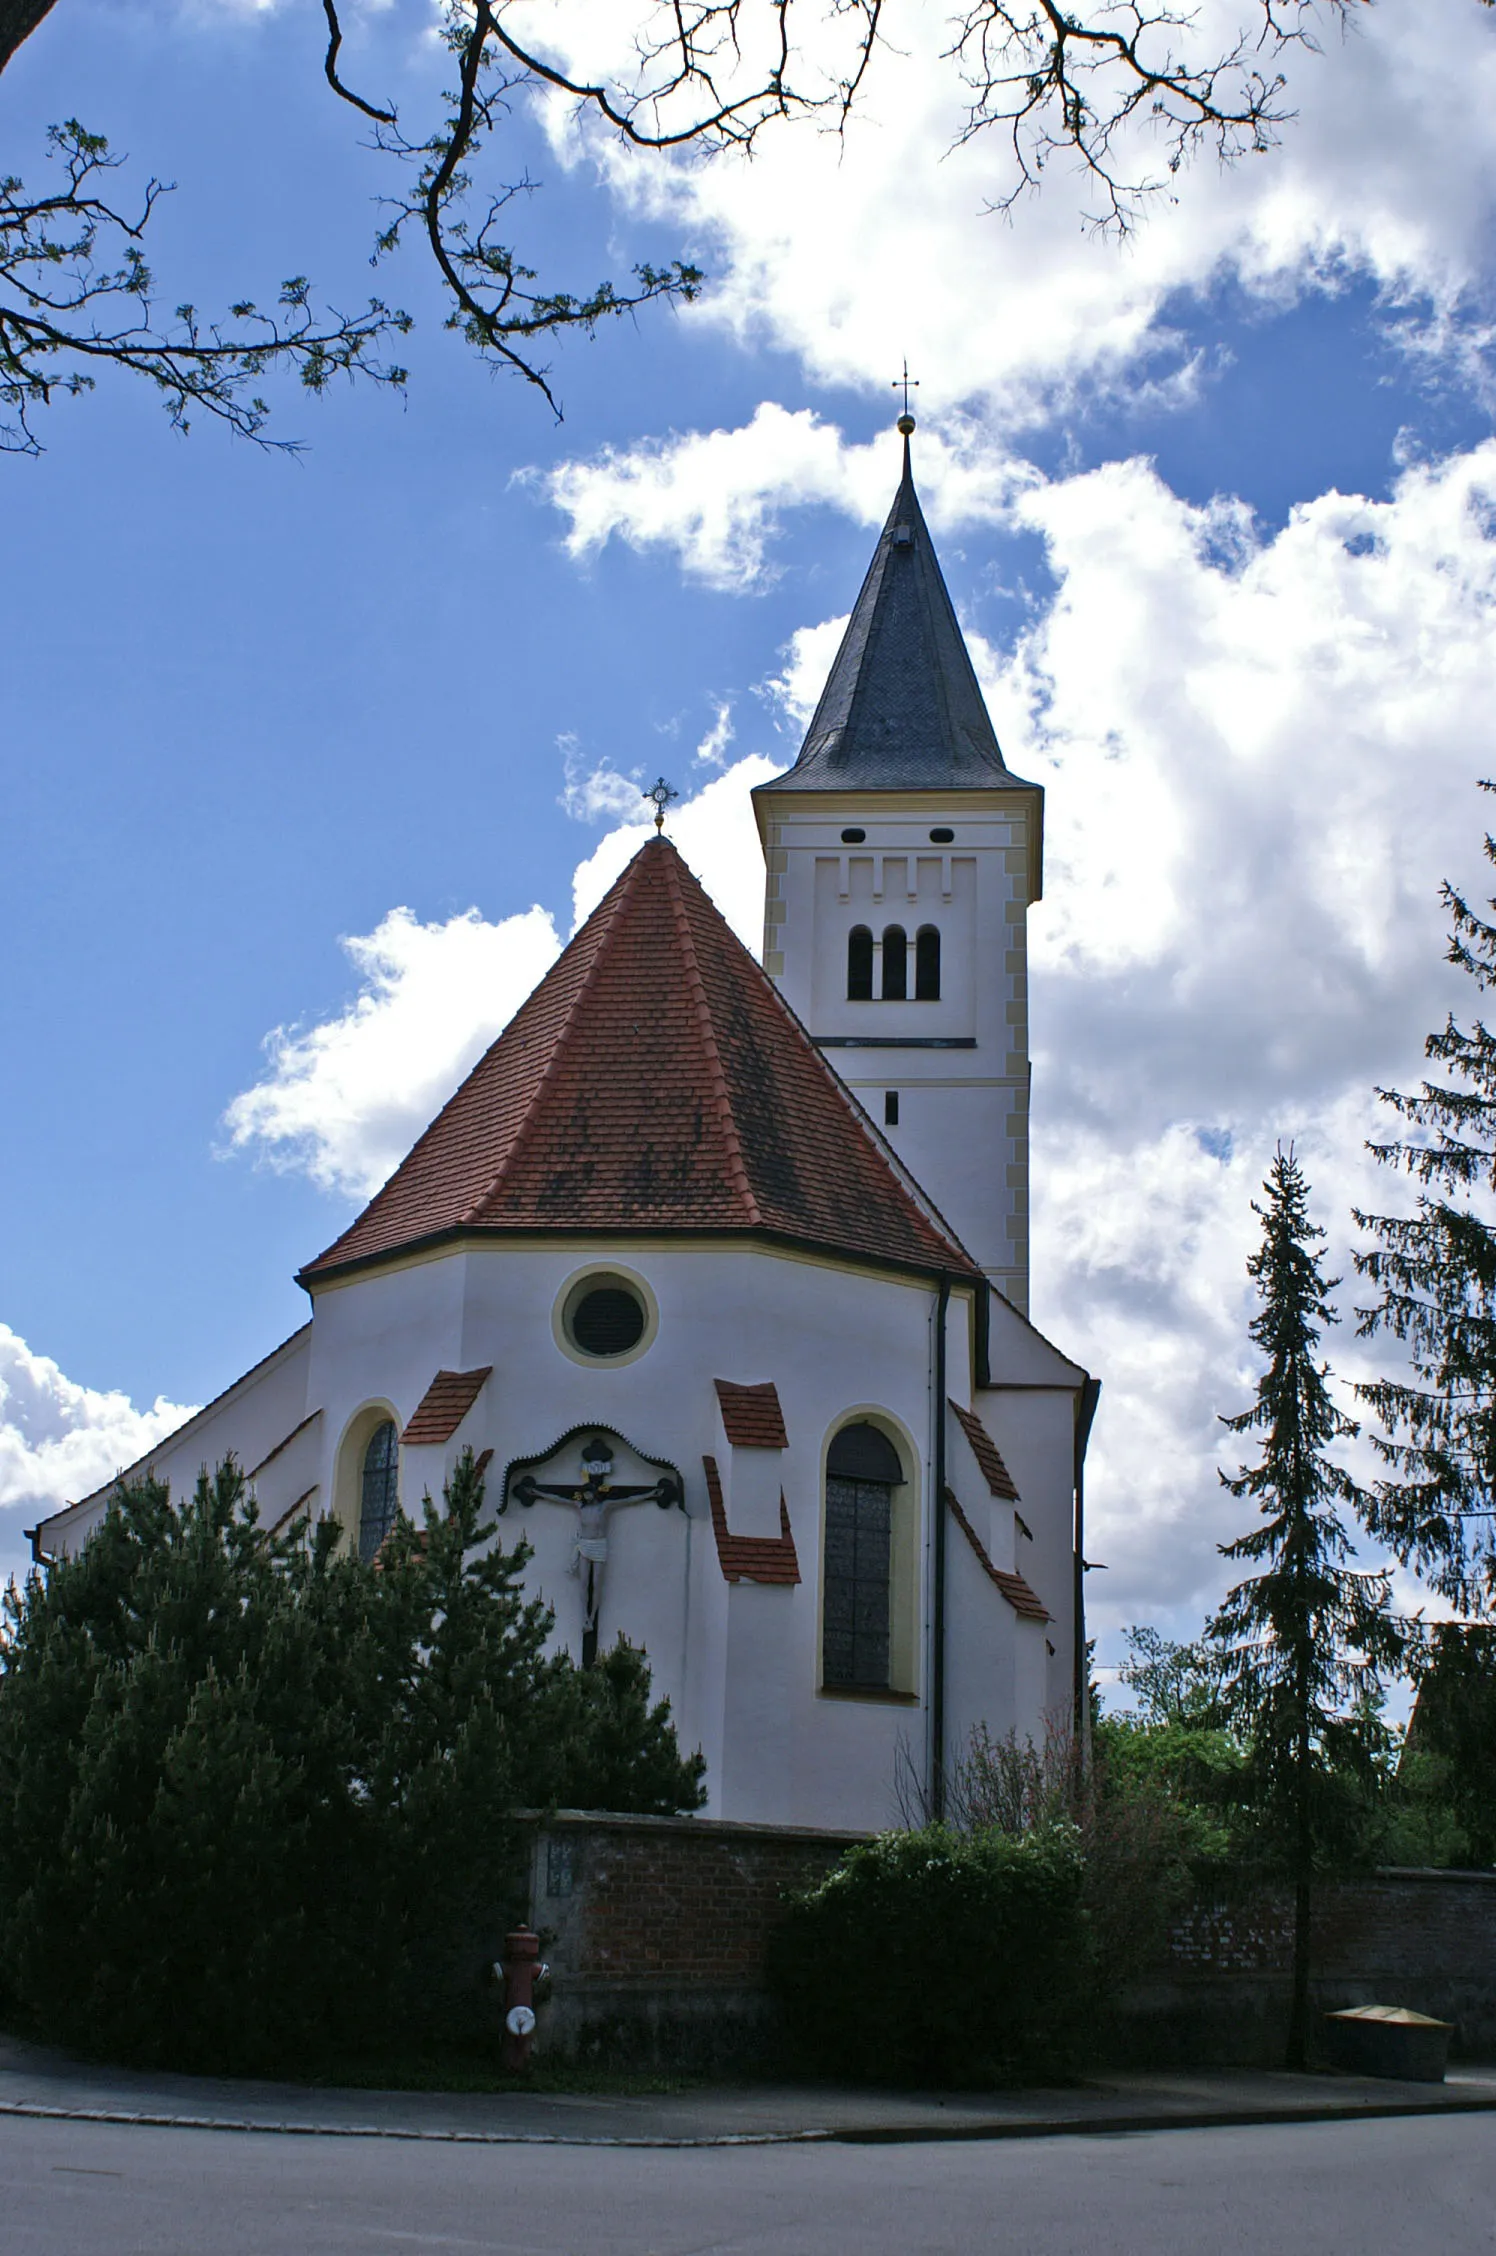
[0,121,409,457]
[0,1,1459,448]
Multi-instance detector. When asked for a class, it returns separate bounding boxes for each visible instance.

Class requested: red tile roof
[950,1401,1020,1500]
[703,1455,801,1586]
[944,1488,1049,1621]
[402,1367,492,1444]
[714,1379,788,1450]
[300,840,977,1286]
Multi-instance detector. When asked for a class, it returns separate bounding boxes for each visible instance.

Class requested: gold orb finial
[897,411,916,436]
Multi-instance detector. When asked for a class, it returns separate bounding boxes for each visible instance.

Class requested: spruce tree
[1209,1149,1404,2070]
[1354,808,1496,1616]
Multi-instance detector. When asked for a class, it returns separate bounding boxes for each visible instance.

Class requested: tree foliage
[0,1449,703,2072]
[1404,1623,1496,1866]
[0,120,410,456]
[1209,1147,1404,2064]
[0,1,1453,449]
[1355,804,1496,1617]
[770,1819,1092,2084]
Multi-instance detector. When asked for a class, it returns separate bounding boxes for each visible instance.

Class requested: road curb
[3,2088,1495,2149]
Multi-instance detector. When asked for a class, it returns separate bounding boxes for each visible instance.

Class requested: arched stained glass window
[915,925,941,1001]
[823,1422,903,1690]
[358,1419,399,1562]
[847,925,874,1000]
[881,925,908,1001]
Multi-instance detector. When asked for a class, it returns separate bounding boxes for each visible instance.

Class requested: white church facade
[36,427,1099,1835]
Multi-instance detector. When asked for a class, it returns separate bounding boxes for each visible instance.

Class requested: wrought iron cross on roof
[892,359,919,425]
[645,776,679,833]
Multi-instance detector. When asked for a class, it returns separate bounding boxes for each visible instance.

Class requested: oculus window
[565,1275,648,1359]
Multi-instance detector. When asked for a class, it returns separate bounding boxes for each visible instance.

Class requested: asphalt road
[4,2111,1496,2256]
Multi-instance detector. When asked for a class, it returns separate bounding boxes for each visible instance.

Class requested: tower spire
[760,401,1029,795]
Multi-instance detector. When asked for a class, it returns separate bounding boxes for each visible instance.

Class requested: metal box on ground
[1322,2004,1453,2083]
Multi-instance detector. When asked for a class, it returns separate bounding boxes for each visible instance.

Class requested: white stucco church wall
[35,424,1097,1835]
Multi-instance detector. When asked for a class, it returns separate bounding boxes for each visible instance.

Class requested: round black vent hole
[929,827,955,843]
[571,1286,645,1357]
[841,827,866,843]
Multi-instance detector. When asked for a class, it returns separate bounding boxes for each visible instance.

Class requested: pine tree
[1209,1149,1404,2070]
[1354,808,1496,1617]
[0,1448,703,2071]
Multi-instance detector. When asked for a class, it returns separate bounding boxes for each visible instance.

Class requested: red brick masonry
[527,1811,857,1998]
[523,1813,1496,2067]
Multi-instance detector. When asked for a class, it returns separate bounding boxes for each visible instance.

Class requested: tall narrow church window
[359,1419,399,1562]
[847,925,874,1001]
[881,925,908,1000]
[823,1421,902,1690]
[915,925,941,1001]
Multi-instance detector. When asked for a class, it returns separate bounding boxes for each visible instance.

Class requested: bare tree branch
[6,2,1491,446]
[948,1,1368,232]
[321,0,396,128]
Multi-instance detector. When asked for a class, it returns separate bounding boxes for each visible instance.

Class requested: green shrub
[768,1820,1091,2086]
[0,1450,703,2073]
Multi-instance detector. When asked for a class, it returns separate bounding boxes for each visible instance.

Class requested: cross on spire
[644,776,679,834]
[892,358,919,430]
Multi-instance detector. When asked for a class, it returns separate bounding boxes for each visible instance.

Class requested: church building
[36,423,1099,1834]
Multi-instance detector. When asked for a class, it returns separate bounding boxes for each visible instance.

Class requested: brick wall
[1113,1869,1496,2068]
[523,1810,861,2067]
[518,1814,1496,2070]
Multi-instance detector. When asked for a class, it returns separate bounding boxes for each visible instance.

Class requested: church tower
[753,419,1043,1311]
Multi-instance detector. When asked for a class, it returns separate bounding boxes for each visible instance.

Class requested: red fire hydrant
[500,1925,541,2071]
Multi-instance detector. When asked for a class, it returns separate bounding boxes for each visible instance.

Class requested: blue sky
[7,0,1496,1679]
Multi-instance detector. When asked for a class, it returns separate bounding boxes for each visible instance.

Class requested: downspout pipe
[931,1271,951,1821]
[1073,1375,1102,1768]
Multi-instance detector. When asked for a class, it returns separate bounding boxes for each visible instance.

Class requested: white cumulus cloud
[223,904,565,1200]
[540,404,1032,590]
[224,755,786,1203]
[0,1326,195,1580]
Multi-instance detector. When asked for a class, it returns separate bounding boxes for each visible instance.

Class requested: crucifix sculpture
[509,1436,684,1665]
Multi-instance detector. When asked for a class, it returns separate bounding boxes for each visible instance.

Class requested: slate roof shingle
[756,437,1041,797]
[300,840,978,1286]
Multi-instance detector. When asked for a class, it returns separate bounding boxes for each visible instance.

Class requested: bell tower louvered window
[847,925,874,1000]
[915,925,940,1000]
[823,1421,903,1690]
[881,925,908,1001]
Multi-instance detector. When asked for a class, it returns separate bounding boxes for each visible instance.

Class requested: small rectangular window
[884,1091,899,1126]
